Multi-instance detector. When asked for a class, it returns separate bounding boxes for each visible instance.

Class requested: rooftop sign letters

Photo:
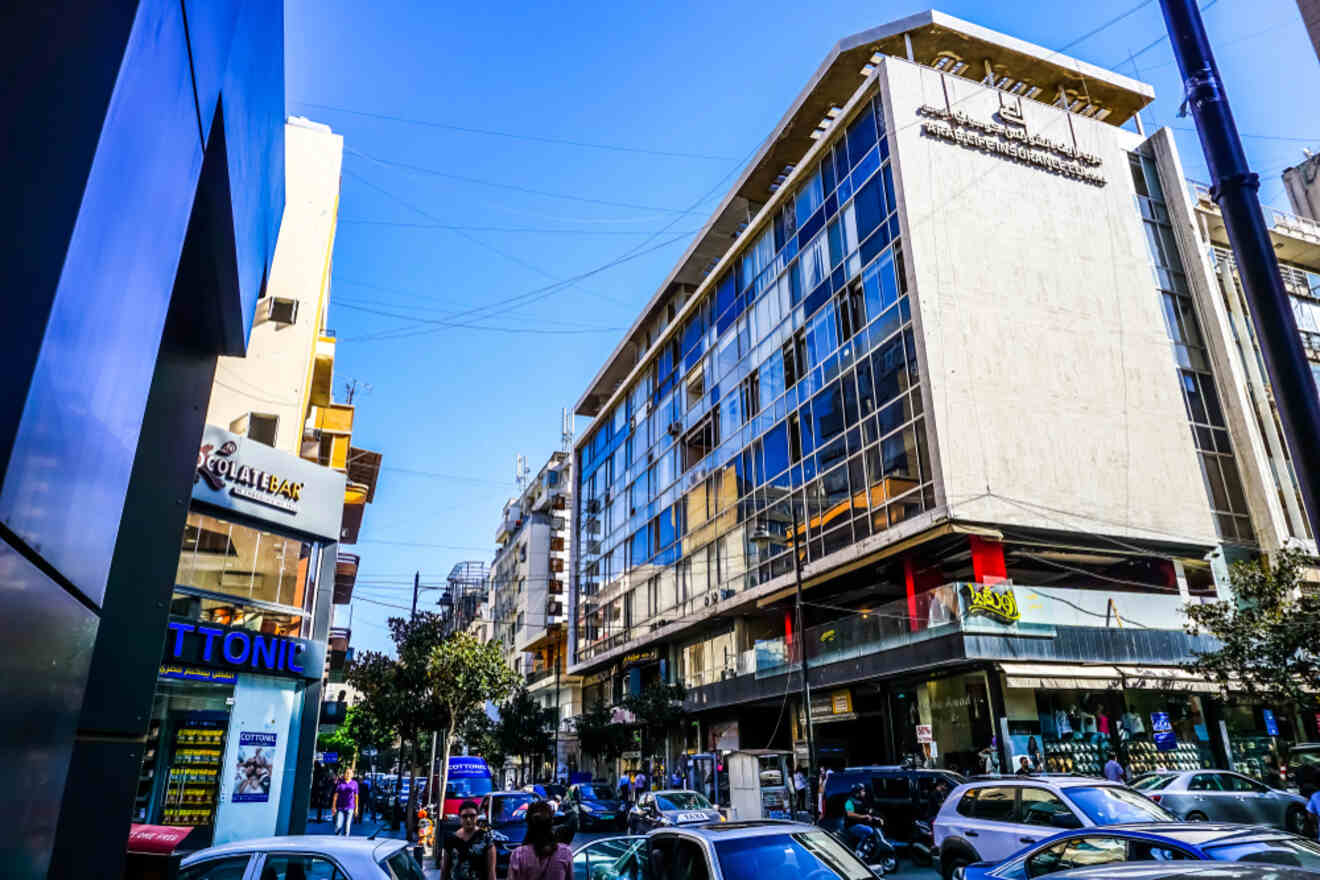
[198,440,303,513]
[917,98,1106,187]
[622,648,659,667]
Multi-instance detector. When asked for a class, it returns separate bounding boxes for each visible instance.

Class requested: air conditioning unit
[257,296,299,326]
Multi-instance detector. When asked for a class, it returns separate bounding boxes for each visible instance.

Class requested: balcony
[310,335,336,408]
[334,553,359,604]
[303,402,354,471]
[526,665,556,686]
[754,582,1197,678]
[1191,180,1320,266]
[547,579,565,596]
[347,447,382,503]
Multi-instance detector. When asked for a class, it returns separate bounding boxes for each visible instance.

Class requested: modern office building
[3,2,283,877]
[492,451,581,778]
[568,10,1316,783]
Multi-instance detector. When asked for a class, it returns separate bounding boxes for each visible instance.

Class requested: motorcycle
[820,813,896,875]
[909,819,935,867]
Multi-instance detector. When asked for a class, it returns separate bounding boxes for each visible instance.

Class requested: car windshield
[1132,774,1178,791]
[657,792,713,810]
[716,831,874,880]
[1205,837,1320,869]
[381,847,428,880]
[579,784,604,800]
[448,777,494,798]
[1065,786,1174,824]
[493,794,533,822]
[1289,748,1320,768]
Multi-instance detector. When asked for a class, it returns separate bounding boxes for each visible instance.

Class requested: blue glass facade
[576,92,934,663]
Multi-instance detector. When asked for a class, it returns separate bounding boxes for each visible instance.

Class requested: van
[438,756,494,821]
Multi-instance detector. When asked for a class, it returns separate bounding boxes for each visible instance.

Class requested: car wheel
[1287,805,1307,834]
[942,854,970,880]
[1186,811,1208,822]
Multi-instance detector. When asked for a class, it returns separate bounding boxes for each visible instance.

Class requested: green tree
[427,632,520,816]
[621,682,687,763]
[497,687,556,782]
[347,612,449,839]
[574,701,629,769]
[459,710,504,770]
[1184,547,1320,718]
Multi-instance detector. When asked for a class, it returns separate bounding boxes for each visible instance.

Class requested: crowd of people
[440,800,570,880]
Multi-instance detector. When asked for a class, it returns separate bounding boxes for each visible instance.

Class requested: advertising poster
[1151,712,1177,752]
[232,732,278,802]
[1263,709,1280,737]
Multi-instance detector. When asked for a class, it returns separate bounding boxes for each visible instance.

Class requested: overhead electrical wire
[293,100,742,162]
[339,217,708,236]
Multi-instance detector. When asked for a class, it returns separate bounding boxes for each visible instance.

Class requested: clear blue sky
[284,0,1320,656]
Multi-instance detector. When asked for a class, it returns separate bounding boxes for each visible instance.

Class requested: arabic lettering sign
[964,583,1021,623]
[158,664,237,684]
[1150,712,1177,752]
[232,732,278,803]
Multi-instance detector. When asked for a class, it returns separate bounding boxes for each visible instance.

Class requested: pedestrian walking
[1103,752,1126,783]
[794,767,808,812]
[508,801,572,880]
[331,767,359,836]
[439,799,496,880]
[634,769,647,795]
[358,774,373,822]
[313,764,331,823]
[1306,787,1320,840]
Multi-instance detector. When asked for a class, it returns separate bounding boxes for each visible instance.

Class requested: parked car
[480,791,537,875]
[571,819,876,880]
[1037,861,1320,880]
[826,766,966,843]
[628,789,724,833]
[180,835,424,880]
[1286,743,1320,795]
[934,777,1174,880]
[564,781,628,831]
[1130,770,1309,833]
[959,822,1320,880]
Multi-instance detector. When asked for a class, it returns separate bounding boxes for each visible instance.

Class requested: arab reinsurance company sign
[193,425,345,541]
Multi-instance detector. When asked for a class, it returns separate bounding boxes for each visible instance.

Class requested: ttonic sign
[164,617,324,681]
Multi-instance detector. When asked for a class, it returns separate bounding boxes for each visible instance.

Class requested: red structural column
[969,535,1007,584]
[903,557,919,633]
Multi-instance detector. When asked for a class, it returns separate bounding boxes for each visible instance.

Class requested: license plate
[598,813,613,820]
[678,812,710,823]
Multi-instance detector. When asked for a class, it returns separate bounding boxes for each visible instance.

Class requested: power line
[339,217,707,236]
[334,301,625,335]
[377,465,516,486]
[292,100,741,162]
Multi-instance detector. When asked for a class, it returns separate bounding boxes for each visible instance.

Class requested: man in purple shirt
[331,767,359,836]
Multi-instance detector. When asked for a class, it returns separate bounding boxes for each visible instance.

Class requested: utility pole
[412,571,420,620]
[787,505,817,818]
[1159,0,1320,541]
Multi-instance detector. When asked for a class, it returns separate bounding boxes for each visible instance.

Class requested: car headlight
[580,804,593,813]
[658,817,672,826]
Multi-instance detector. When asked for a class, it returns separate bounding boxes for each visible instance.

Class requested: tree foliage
[316,704,390,766]
[621,682,687,754]
[427,632,520,812]
[498,687,556,775]
[1184,547,1320,715]
[459,710,504,769]
[575,701,629,763]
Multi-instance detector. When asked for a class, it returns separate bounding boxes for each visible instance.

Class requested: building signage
[916,724,933,744]
[128,824,194,854]
[622,648,659,668]
[917,99,1106,187]
[1263,709,1280,737]
[807,689,856,723]
[964,583,1021,623]
[163,617,324,681]
[192,425,346,542]
[1151,711,1178,752]
[159,665,237,684]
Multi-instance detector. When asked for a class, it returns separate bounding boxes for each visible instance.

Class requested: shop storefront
[132,426,343,846]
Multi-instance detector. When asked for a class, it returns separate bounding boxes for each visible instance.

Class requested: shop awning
[1000,662,1227,693]
[1000,663,1123,689]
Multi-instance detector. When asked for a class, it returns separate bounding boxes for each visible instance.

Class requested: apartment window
[229,412,279,447]
[255,296,299,327]
[740,372,761,420]
[682,416,717,471]
[783,329,807,388]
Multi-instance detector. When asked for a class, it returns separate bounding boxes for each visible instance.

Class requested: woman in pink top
[507,801,572,880]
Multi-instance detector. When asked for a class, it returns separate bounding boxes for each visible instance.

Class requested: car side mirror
[1050,813,1082,829]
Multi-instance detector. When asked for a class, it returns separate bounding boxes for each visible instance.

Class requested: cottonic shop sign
[197,439,304,513]
[164,617,324,681]
[964,583,1021,623]
[917,99,1106,187]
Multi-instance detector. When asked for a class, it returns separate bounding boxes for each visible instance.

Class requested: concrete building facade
[568,11,1315,783]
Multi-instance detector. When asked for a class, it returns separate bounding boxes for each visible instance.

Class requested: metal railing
[1189,180,1320,244]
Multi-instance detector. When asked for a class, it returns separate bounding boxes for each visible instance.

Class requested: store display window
[1030,689,1125,775]
[921,671,995,774]
[1221,703,1297,785]
[1119,691,1215,776]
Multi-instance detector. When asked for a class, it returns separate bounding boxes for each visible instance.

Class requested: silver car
[1131,769,1309,833]
[628,789,724,834]
[572,820,875,880]
[180,835,424,880]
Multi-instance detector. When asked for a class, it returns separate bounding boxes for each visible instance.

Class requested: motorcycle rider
[842,784,889,860]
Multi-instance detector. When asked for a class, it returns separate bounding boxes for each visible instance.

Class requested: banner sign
[164,617,324,681]
[916,725,933,744]
[1151,712,1177,752]
[232,732,278,802]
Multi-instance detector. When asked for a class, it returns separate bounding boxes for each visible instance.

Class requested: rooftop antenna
[515,454,529,492]
[561,407,574,452]
[343,378,372,405]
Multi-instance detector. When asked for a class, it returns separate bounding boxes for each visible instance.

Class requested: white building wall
[882,58,1220,545]
[205,118,343,454]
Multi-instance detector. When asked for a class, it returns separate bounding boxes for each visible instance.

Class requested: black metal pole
[789,505,818,818]
[1158,0,1320,542]
[412,571,420,620]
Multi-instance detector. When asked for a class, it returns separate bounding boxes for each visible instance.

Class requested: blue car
[959,822,1320,880]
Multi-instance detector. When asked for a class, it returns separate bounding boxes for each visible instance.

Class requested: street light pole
[789,503,819,819]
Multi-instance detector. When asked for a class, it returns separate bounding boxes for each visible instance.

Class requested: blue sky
[284,0,1320,655]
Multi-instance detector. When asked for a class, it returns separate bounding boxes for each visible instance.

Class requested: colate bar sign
[197,440,304,514]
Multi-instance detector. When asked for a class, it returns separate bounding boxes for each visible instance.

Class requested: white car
[933,777,1174,880]
[180,835,425,880]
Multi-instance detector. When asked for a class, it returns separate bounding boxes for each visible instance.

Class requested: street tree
[459,709,504,770]
[427,632,519,818]
[621,682,687,772]
[574,701,629,773]
[1184,547,1320,720]
[497,687,556,783]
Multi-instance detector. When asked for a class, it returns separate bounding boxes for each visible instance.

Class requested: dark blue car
[959,822,1320,880]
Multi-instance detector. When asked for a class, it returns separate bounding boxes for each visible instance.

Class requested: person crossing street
[331,767,360,836]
